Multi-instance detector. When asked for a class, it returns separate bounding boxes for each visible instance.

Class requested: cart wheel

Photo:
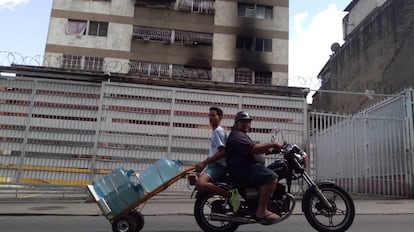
[129,210,145,232]
[112,215,137,232]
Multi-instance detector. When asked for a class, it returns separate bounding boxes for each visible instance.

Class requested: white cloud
[289,4,347,91]
[0,0,29,10]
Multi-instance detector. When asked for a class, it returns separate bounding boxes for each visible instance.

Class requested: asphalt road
[1,214,414,232]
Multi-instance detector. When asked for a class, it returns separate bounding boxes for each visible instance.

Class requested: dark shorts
[231,163,277,188]
[202,162,227,182]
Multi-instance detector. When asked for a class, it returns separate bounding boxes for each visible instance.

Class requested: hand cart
[87,166,196,232]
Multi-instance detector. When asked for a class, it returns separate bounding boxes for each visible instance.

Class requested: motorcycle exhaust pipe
[210,213,256,224]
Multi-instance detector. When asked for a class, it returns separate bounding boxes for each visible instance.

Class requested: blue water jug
[93,175,115,198]
[104,191,128,218]
[117,182,145,205]
[110,167,134,189]
[139,157,182,193]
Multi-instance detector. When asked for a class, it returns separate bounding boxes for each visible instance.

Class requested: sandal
[255,212,280,225]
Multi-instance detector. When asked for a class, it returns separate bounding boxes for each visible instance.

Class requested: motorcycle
[192,129,355,232]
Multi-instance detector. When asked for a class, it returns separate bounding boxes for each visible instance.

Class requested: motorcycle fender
[301,182,335,212]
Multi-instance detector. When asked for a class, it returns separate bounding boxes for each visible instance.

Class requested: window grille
[62,54,82,70]
[235,68,253,83]
[175,30,213,46]
[129,61,170,77]
[84,56,104,71]
[132,26,172,42]
[254,71,272,85]
[235,69,272,85]
[177,0,215,14]
[88,21,108,36]
[172,65,211,79]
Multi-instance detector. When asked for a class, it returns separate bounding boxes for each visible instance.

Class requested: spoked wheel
[111,215,137,232]
[303,184,355,232]
[194,192,240,232]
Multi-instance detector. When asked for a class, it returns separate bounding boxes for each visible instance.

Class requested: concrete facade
[44,0,289,86]
[313,0,414,114]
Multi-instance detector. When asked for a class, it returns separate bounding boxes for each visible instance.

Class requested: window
[129,61,170,77]
[172,65,211,79]
[62,55,103,71]
[177,0,215,14]
[254,71,272,85]
[67,19,87,36]
[132,26,172,42]
[88,21,108,36]
[67,19,108,37]
[62,55,82,70]
[236,36,253,50]
[235,68,253,83]
[256,5,273,19]
[235,68,272,85]
[255,38,272,52]
[84,56,104,71]
[237,36,272,52]
[238,3,273,19]
[174,30,213,46]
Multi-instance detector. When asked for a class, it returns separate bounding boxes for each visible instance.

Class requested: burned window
[255,38,272,52]
[236,36,253,50]
[254,71,272,85]
[237,36,272,52]
[235,68,253,83]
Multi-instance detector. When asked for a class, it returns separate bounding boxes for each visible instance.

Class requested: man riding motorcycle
[226,111,283,224]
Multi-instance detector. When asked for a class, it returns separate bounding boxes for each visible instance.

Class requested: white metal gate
[0,75,307,194]
[309,90,414,197]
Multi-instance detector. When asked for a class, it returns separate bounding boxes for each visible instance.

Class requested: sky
[0,0,350,92]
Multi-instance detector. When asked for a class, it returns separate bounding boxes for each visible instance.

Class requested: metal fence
[309,90,414,197]
[0,74,307,197]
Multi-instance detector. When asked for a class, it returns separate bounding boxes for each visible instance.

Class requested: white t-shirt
[209,125,227,166]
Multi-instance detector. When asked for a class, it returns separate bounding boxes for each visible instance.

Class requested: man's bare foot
[256,211,280,220]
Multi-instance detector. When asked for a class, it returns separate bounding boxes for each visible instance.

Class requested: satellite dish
[331,42,340,53]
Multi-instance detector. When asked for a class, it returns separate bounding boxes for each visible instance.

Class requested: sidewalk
[1,191,414,216]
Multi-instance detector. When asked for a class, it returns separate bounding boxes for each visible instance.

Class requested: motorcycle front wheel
[194,192,240,232]
[302,184,355,232]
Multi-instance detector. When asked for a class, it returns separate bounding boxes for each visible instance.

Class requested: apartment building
[44,0,289,86]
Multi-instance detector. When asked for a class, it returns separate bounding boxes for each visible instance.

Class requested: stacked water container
[92,167,145,218]
[138,157,182,193]
[91,157,182,218]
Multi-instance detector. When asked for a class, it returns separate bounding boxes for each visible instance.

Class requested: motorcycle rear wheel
[302,184,355,232]
[194,192,240,232]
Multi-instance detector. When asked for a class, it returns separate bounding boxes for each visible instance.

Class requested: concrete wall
[344,0,387,38]
[313,0,414,114]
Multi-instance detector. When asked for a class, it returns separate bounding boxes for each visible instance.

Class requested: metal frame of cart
[87,167,196,232]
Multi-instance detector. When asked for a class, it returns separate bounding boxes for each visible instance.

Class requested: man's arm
[195,147,225,172]
[250,142,283,156]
